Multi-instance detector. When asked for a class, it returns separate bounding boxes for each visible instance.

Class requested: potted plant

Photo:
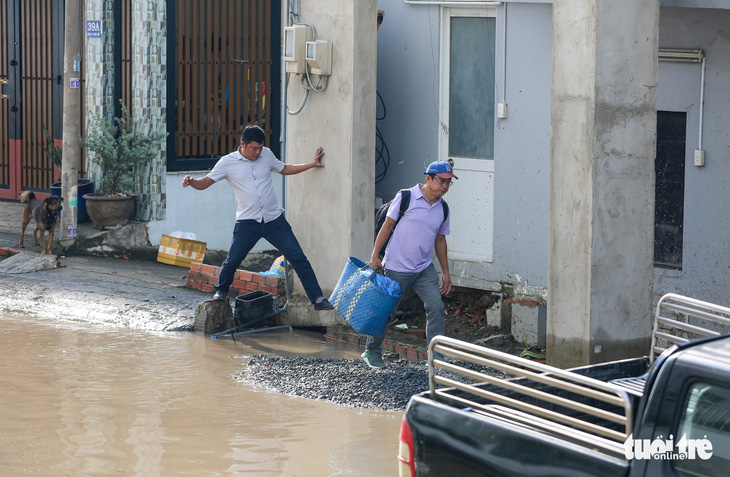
[80,101,167,227]
[43,123,95,222]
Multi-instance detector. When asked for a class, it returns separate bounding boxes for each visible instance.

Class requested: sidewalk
[0,199,431,359]
[0,200,217,330]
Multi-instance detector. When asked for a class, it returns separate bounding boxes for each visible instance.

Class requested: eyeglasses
[432,176,453,186]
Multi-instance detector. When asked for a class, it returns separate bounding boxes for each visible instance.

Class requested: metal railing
[651,293,730,363]
[428,337,633,457]
[426,294,730,459]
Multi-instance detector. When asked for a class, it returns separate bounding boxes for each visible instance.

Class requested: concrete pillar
[548,0,658,367]
[283,0,377,326]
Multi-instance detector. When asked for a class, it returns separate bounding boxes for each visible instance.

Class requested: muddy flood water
[0,314,402,476]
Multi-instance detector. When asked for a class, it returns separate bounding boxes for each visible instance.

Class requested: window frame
[671,380,730,476]
[438,6,498,168]
[165,0,282,172]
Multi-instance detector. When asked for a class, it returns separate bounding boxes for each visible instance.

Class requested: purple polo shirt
[383,184,450,273]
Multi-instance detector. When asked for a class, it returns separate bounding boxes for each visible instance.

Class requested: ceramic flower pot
[83,193,139,227]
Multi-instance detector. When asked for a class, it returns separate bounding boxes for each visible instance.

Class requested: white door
[439,7,497,262]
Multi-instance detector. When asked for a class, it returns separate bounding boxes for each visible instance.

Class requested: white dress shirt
[207,147,285,222]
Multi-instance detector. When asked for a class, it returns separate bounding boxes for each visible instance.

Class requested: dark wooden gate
[167,0,281,171]
[0,0,87,200]
[0,0,21,199]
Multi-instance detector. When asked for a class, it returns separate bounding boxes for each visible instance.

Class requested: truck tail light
[398,416,416,477]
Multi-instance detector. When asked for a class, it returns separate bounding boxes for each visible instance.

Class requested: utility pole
[60,0,82,243]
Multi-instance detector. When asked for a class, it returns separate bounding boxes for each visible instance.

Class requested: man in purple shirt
[182,125,334,311]
[363,161,455,368]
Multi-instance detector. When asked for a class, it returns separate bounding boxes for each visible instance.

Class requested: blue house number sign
[87,20,101,38]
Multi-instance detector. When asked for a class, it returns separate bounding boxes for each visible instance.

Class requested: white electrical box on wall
[497,102,507,119]
[694,149,705,167]
[305,40,333,76]
[284,25,312,74]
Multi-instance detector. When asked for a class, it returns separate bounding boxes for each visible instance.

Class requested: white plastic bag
[169,231,197,240]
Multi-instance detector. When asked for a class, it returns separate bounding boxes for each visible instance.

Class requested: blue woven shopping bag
[329,257,401,336]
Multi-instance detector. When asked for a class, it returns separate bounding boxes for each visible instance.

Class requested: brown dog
[19,191,64,255]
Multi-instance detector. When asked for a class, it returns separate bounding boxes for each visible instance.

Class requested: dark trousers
[366,264,445,353]
[214,214,324,303]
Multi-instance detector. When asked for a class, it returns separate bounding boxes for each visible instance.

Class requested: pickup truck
[398,293,730,477]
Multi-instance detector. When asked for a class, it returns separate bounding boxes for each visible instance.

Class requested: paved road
[1,199,210,330]
[0,252,210,330]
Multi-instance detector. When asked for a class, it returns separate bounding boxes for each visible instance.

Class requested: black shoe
[313,298,334,311]
[213,290,228,301]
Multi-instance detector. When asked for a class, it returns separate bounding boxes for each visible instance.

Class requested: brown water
[0,315,402,476]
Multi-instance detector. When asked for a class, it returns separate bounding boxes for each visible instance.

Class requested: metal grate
[172,0,276,164]
[609,375,647,396]
[20,0,55,190]
[0,0,86,195]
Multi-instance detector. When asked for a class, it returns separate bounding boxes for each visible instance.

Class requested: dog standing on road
[19,191,64,255]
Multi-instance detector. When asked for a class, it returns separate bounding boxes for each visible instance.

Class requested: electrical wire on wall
[374,10,390,184]
[375,91,390,183]
[286,74,310,115]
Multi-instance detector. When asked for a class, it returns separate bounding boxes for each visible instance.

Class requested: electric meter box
[305,40,333,76]
[284,25,312,74]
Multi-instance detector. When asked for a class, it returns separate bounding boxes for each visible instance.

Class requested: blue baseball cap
[424,161,458,179]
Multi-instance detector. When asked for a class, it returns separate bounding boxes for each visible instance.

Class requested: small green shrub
[42,123,62,169]
[81,100,167,195]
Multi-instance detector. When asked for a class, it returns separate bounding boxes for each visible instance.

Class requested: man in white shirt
[182,125,334,310]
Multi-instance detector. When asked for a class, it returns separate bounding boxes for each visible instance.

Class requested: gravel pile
[234,353,507,412]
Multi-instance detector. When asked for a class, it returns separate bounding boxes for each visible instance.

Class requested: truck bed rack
[427,293,730,459]
[609,294,730,396]
[650,293,730,363]
[429,337,633,457]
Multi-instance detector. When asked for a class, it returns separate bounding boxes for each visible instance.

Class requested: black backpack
[374,189,449,258]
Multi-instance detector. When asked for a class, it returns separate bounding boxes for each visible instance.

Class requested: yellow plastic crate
[157,234,206,268]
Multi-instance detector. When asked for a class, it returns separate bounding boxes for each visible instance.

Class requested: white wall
[376,1,730,311]
[375,1,554,295]
[374,1,440,200]
[148,171,281,253]
[654,7,730,305]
